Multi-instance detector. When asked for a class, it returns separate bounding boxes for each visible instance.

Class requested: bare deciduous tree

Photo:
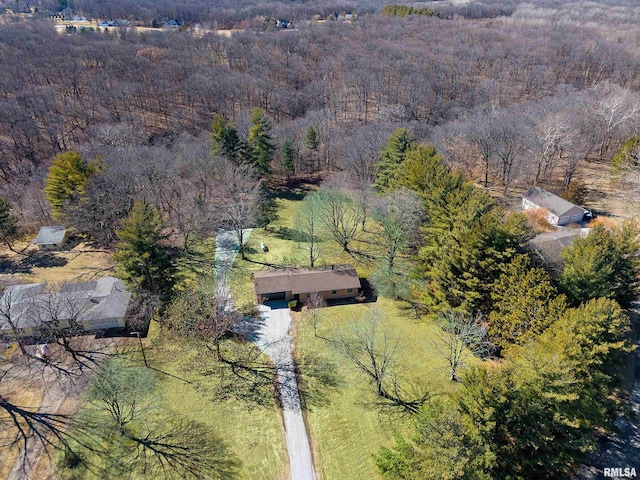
[433,310,493,382]
[330,307,428,414]
[315,187,365,253]
[295,193,323,268]
[305,293,326,337]
[372,189,423,300]
[217,162,261,260]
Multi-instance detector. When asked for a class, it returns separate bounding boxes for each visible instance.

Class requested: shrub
[523,208,553,233]
[238,301,260,318]
[288,300,298,310]
[563,177,587,205]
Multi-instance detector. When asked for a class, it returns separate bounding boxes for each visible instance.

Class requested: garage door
[264,291,287,301]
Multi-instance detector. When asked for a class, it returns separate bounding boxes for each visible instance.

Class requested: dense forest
[1,0,640,230]
[1,0,640,478]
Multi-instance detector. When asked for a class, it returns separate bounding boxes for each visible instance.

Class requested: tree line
[359,129,639,479]
[2,6,640,228]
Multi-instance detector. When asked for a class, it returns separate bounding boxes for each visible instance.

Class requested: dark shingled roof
[522,187,586,217]
[33,226,67,246]
[528,229,590,274]
[254,265,361,295]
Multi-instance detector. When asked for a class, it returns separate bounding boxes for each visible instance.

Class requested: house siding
[258,288,360,304]
[298,289,359,303]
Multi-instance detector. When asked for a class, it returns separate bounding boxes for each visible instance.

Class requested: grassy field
[294,297,459,480]
[224,190,463,480]
[56,327,288,480]
[0,240,114,285]
[0,371,45,479]
[143,334,288,480]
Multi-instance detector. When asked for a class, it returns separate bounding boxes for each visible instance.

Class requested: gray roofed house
[522,187,588,226]
[0,276,131,336]
[33,226,69,250]
[528,229,590,274]
[254,265,362,303]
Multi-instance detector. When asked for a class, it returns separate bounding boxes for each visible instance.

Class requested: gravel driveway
[214,230,317,480]
[255,302,317,480]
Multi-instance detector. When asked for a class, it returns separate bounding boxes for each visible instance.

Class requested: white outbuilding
[522,187,588,226]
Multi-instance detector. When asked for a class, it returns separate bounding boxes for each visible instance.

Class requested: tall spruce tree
[560,221,640,307]
[0,199,20,251]
[113,202,174,296]
[374,128,416,192]
[281,139,296,175]
[247,108,275,176]
[305,126,320,171]
[211,115,243,164]
[489,255,567,352]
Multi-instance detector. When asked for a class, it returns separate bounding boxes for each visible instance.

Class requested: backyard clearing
[0,240,114,285]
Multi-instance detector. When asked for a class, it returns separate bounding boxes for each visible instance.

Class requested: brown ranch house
[254,265,362,303]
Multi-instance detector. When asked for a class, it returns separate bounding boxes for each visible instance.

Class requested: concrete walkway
[214,231,317,480]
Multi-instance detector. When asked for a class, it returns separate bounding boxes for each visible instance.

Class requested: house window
[332,290,337,294]
[347,288,353,293]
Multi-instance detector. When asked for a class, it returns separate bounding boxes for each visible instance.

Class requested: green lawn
[144,336,287,480]
[58,329,287,480]
[294,297,458,480]
[224,190,462,480]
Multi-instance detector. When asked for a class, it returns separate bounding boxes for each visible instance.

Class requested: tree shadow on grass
[296,351,343,409]
[275,185,316,202]
[0,252,69,274]
[185,336,343,411]
[271,226,306,243]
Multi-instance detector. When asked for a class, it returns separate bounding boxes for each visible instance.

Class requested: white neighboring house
[0,277,131,337]
[33,226,69,250]
[522,187,588,226]
[98,20,119,27]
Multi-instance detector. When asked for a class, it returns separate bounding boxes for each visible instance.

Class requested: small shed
[254,265,362,303]
[522,187,588,226]
[33,226,69,250]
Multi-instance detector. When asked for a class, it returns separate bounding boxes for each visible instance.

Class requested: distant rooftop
[33,226,67,246]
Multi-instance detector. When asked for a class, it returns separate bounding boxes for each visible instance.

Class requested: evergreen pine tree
[374,128,416,192]
[281,139,296,175]
[561,221,640,307]
[44,151,96,219]
[489,255,567,352]
[0,198,20,251]
[113,202,174,296]
[305,126,320,171]
[211,115,243,164]
[247,108,275,176]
